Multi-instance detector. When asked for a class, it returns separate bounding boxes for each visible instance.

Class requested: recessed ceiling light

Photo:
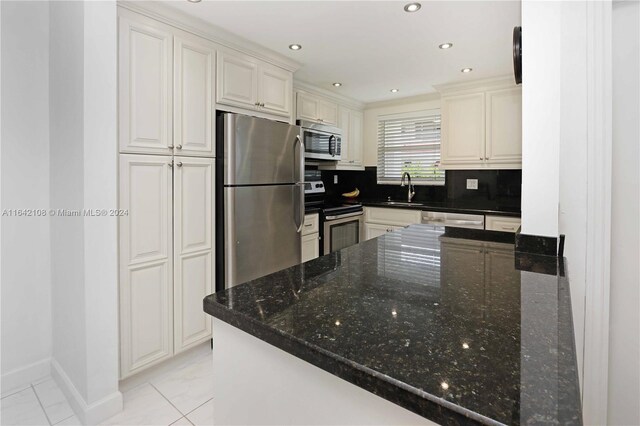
[187,0,201,3]
[404,2,421,12]
[332,82,342,87]
[289,44,302,51]
[461,67,473,73]
[439,43,453,49]
[390,88,399,93]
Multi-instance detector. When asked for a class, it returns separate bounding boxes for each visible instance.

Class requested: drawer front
[302,213,320,236]
[485,215,521,233]
[364,207,422,227]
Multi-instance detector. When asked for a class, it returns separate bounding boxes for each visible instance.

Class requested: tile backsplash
[315,167,521,210]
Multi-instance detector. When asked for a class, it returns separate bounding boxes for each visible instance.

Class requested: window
[377,109,445,185]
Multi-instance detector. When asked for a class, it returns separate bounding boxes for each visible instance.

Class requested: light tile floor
[1,350,214,426]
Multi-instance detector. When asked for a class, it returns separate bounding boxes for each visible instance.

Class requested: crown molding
[293,80,365,110]
[433,75,518,94]
[118,1,301,72]
[364,92,441,110]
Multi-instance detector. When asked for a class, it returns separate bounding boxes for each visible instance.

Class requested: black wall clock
[513,26,522,84]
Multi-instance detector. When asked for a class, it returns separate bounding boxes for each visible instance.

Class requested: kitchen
[1,1,638,426]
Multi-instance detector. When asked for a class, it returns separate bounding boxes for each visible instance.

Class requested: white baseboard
[1,358,51,395]
[51,359,123,425]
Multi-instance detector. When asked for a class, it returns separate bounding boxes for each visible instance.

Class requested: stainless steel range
[304,171,363,255]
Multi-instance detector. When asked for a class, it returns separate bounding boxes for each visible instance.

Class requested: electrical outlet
[334,175,338,184]
[466,179,478,190]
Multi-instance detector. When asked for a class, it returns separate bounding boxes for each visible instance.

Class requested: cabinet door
[174,35,215,157]
[485,87,522,164]
[119,15,173,155]
[318,100,338,125]
[485,215,521,233]
[173,157,215,353]
[216,50,258,109]
[364,223,395,240]
[301,233,320,263]
[119,155,173,378]
[440,93,486,164]
[348,109,364,166]
[297,92,320,122]
[337,107,351,164]
[258,64,292,117]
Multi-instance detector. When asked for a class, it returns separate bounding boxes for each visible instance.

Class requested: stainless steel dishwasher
[421,211,485,229]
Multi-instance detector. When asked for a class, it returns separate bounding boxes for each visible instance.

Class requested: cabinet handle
[260,102,265,107]
[254,102,259,106]
[176,145,182,150]
[168,162,173,168]
[480,157,483,160]
[176,162,183,167]
[168,145,174,149]
[485,157,489,160]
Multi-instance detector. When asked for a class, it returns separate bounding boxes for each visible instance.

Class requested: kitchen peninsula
[204,225,582,425]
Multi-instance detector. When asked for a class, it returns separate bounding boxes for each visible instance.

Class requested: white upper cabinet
[323,106,364,170]
[119,14,173,155]
[485,87,522,164]
[216,51,259,108]
[258,63,293,117]
[217,50,293,119]
[173,157,215,353]
[174,34,216,157]
[296,92,338,125]
[439,80,522,169]
[441,93,486,164]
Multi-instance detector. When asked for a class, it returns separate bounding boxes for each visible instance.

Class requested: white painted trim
[364,92,441,110]
[117,1,300,72]
[0,358,51,395]
[582,1,613,424]
[294,80,365,110]
[51,359,123,425]
[433,75,516,95]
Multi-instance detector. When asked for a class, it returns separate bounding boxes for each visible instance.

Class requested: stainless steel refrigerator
[215,112,304,290]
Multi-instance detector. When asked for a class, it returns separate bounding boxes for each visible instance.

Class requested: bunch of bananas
[341,188,360,198]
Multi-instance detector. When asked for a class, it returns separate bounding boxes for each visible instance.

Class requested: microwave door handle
[329,135,335,157]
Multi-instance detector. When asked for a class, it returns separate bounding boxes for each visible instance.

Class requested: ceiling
[162,1,521,104]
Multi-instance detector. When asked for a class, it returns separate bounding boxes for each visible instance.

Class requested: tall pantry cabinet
[118,9,215,378]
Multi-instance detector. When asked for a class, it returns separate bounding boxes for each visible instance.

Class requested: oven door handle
[325,211,363,220]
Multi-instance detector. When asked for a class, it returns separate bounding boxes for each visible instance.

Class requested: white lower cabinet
[363,208,421,240]
[301,214,320,262]
[119,154,214,378]
[485,215,521,233]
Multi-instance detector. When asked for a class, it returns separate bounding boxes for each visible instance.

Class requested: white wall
[0,0,52,391]
[558,0,589,390]
[608,1,640,424]
[49,1,121,422]
[520,1,561,238]
[363,94,441,167]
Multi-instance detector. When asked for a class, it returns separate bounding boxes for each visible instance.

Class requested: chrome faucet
[400,172,415,202]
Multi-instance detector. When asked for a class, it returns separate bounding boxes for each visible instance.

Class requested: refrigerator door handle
[294,135,305,232]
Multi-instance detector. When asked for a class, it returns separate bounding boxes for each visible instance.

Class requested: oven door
[323,212,363,254]
[303,128,341,161]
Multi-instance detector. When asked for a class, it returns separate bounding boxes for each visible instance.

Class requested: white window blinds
[377,110,445,185]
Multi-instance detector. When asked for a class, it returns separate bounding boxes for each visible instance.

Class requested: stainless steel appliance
[421,211,485,229]
[304,171,363,254]
[297,120,342,161]
[216,112,304,290]
[323,205,364,254]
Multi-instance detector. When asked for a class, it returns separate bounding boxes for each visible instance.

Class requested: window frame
[376,108,445,186]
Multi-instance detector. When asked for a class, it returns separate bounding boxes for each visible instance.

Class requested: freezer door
[224,185,302,288]
[222,113,301,185]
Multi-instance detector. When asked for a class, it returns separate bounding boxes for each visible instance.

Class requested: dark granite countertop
[349,199,521,217]
[204,225,581,425]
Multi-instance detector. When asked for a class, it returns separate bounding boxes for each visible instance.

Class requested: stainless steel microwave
[297,120,342,161]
